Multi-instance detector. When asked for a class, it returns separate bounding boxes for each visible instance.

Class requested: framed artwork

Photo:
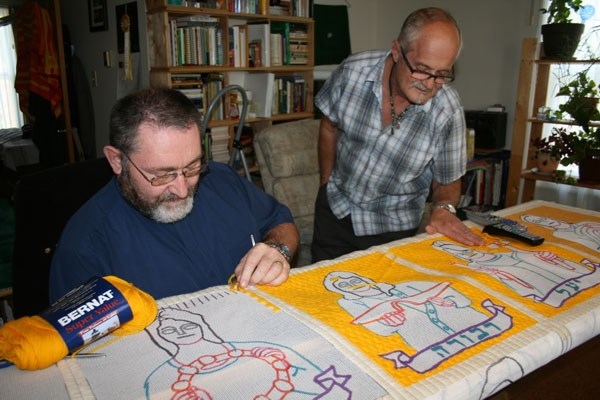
[88,0,108,32]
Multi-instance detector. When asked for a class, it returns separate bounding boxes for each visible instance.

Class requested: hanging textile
[13,0,62,119]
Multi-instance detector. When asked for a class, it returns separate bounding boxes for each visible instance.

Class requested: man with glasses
[49,88,299,302]
[312,7,483,263]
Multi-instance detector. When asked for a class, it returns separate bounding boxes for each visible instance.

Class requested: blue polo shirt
[49,162,293,302]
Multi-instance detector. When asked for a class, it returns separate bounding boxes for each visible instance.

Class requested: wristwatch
[265,242,292,263]
[433,203,457,215]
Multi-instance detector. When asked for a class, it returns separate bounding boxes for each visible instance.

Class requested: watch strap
[265,242,292,263]
[433,203,457,214]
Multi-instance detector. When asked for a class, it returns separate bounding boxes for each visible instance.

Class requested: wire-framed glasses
[122,152,208,186]
[400,47,455,84]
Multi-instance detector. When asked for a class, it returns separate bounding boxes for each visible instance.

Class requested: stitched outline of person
[143,307,353,400]
[521,214,600,252]
[323,271,489,350]
[432,240,598,306]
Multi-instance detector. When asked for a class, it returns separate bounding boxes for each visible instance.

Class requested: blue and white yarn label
[41,277,133,352]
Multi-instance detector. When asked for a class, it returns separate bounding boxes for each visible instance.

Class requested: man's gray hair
[398,7,462,57]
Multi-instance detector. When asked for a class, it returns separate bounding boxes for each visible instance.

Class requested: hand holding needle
[229,234,256,290]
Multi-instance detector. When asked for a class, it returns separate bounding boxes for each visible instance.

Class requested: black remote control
[464,210,526,231]
[483,223,545,246]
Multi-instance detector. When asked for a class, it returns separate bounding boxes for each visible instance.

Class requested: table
[2,200,600,399]
[0,128,38,172]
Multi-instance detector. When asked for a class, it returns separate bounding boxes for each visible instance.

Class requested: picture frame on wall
[88,0,108,32]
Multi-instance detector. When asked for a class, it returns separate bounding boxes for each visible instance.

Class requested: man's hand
[426,207,484,246]
[233,242,291,289]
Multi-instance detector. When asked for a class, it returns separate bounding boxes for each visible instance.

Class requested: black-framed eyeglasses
[400,47,455,84]
[122,152,208,187]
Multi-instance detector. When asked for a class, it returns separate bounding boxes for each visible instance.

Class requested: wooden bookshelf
[145,0,314,129]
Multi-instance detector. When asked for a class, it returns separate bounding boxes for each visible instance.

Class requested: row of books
[227,0,263,14]
[169,16,224,66]
[168,0,313,18]
[207,126,230,163]
[168,17,309,68]
[173,71,308,122]
[273,75,306,115]
[172,73,225,120]
[271,21,309,66]
[237,21,309,67]
[269,0,313,17]
[228,71,307,117]
[461,150,511,210]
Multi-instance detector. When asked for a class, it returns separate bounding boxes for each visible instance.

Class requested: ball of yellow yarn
[0,276,157,370]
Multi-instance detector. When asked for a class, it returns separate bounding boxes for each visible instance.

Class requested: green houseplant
[555,70,600,127]
[541,0,585,59]
[531,127,572,173]
[549,71,600,181]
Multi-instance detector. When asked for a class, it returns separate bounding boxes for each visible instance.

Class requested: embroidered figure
[144,306,353,399]
[432,240,600,307]
[521,214,600,252]
[323,271,511,373]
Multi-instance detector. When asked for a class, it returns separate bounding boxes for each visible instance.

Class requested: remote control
[483,223,545,246]
[464,210,527,231]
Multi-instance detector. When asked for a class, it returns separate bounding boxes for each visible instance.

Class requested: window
[535,1,600,210]
[0,7,23,129]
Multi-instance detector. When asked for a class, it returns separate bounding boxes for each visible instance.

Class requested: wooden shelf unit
[145,0,315,128]
[505,37,600,206]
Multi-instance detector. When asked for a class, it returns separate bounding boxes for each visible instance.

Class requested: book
[239,24,248,68]
[208,126,230,163]
[228,71,275,118]
[271,21,291,65]
[247,23,271,67]
[270,33,283,66]
[249,40,262,67]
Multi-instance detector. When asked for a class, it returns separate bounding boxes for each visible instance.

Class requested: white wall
[60,0,149,156]
[60,0,541,156]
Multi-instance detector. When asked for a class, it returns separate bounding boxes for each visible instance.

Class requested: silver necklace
[389,62,406,133]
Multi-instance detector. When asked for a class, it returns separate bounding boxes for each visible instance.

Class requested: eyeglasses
[400,48,455,84]
[122,152,208,186]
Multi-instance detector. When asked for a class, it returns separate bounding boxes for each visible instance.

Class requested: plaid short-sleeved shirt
[315,50,466,236]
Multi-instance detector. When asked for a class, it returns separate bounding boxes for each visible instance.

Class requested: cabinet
[505,37,600,207]
[145,0,314,171]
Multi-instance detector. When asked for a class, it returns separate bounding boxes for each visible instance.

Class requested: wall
[60,0,541,156]
[61,0,149,157]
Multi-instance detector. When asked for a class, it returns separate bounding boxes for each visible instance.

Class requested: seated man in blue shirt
[49,87,299,302]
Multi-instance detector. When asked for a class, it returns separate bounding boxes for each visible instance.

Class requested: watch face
[435,203,456,214]
[267,242,291,262]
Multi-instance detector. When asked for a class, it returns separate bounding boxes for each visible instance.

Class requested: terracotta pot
[535,150,560,173]
[578,148,600,183]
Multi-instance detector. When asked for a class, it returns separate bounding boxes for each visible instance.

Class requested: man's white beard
[151,196,194,223]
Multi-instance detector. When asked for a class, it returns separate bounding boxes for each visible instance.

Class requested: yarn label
[41,276,134,352]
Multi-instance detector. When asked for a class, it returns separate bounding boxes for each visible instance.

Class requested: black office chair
[11,157,113,317]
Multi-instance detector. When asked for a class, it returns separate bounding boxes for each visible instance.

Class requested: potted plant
[550,71,600,182]
[531,126,573,173]
[540,0,585,59]
[555,70,600,127]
